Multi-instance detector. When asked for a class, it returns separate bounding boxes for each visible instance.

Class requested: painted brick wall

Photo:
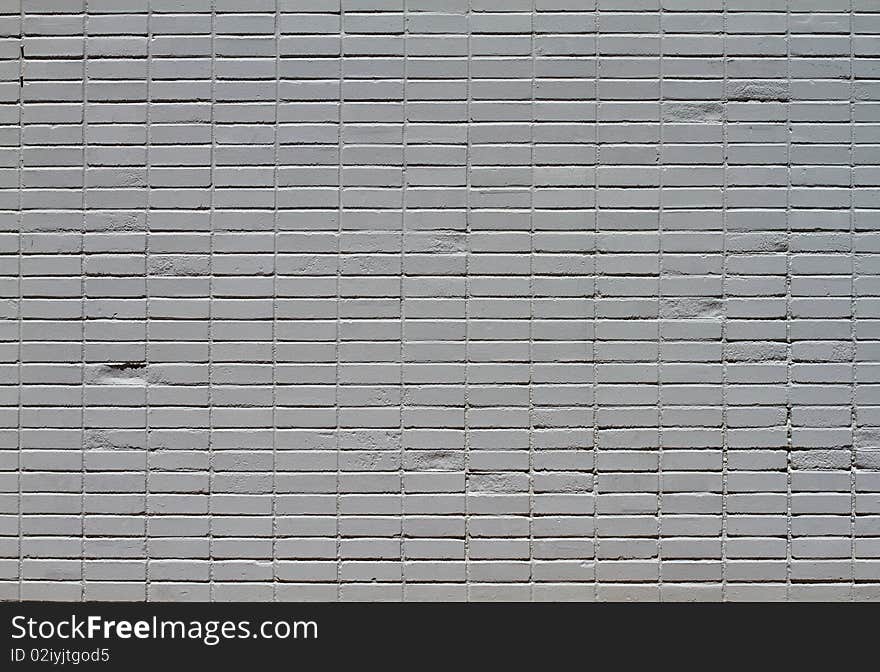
[3,0,880,602]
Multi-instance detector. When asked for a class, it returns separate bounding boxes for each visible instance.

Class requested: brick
[1,0,876,604]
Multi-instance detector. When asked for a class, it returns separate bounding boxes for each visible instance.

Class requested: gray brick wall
[3,0,879,602]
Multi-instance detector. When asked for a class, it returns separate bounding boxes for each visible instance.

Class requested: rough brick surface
[3,0,880,602]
